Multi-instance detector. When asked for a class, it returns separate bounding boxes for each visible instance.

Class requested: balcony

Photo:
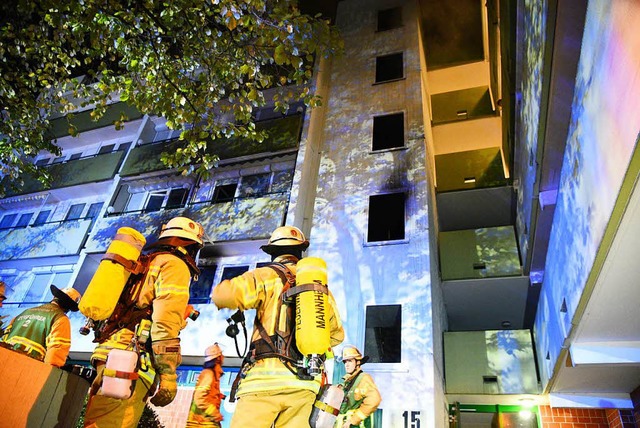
[120,114,303,177]
[47,102,142,139]
[444,330,539,395]
[0,218,92,261]
[3,151,125,197]
[84,193,289,253]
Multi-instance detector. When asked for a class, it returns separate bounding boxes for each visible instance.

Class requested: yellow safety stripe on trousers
[236,359,321,396]
[7,336,46,357]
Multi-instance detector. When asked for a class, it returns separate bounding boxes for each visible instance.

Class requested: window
[35,158,50,166]
[364,304,401,363]
[87,203,104,227]
[375,52,403,83]
[21,270,73,307]
[189,266,217,304]
[367,193,405,242]
[221,266,249,281]
[69,153,83,161]
[33,210,51,226]
[0,214,17,229]
[65,203,86,220]
[144,188,189,213]
[372,113,404,151]
[117,142,132,152]
[98,144,115,154]
[271,170,294,193]
[238,173,271,198]
[377,7,402,31]
[15,213,33,228]
[52,156,66,164]
[212,182,238,203]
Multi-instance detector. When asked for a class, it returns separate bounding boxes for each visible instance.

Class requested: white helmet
[205,343,223,362]
[159,217,204,246]
[260,226,309,253]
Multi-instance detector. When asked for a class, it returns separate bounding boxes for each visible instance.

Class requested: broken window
[367,192,405,242]
[364,304,402,363]
[375,52,403,83]
[372,113,404,151]
[377,7,402,32]
[212,182,238,203]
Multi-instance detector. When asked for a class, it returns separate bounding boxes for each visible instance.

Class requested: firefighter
[211,225,345,428]
[83,216,205,428]
[186,342,226,427]
[335,345,381,428]
[1,284,81,367]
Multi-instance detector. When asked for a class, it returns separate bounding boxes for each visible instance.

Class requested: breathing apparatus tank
[79,227,146,323]
[309,384,345,428]
[295,256,331,376]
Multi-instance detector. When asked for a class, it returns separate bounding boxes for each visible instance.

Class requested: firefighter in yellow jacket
[84,216,205,428]
[186,342,226,427]
[335,346,381,428]
[211,225,345,428]
[1,285,81,367]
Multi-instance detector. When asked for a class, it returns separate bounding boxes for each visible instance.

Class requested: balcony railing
[47,102,142,139]
[0,218,93,261]
[85,192,290,253]
[120,114,304,177]
[439,225,521,280]
[444,330,540,394]
[3,150,126,197]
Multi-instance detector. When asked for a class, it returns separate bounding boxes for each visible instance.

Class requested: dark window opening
[372,113,404,151]
[221,266,249,281]
[117,142,132,152]
[69,153,83,161]
[375,53,403,83]
[15,213,33,228]
[98,144,115,154]
[212,183,238,203]
[377,7,402,31]
[33,210,51,226]
[256,261,274,268]
[367,193,405,242]
[144,193,165,213]
[364,304,401,363]
[190,265,217,304]
[35,158,50,166]
[166,188,189,209]
[65,203,86,220]
[52,156,66,164]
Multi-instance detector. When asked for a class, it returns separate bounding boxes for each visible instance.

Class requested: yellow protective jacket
[337,370,382,427]
[91,252,192,386]
[1,302,71,367]
[186,364,225,427]
[211,255,344,397]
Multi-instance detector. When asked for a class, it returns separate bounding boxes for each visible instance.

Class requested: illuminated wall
[515,0,547,264]
[297,0,440,426]
[534,0,640,387]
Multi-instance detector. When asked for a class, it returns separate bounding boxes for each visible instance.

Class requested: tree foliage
[0,0,342,194]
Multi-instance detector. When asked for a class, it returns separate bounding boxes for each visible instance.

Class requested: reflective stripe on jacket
[1,302,71,366]
[211,255,345,397]
[91,252,192,386]
[339,370,382,427]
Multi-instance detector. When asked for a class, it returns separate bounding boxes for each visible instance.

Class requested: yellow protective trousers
[83,365,152,428]
[229,389,315,428]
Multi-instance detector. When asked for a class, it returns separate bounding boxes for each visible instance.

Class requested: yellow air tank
[79,227,146,321]
[295,256,331,356]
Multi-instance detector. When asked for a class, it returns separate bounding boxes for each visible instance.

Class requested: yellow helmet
[260,226,309,253]
[341,345,370,364]
[50,284,81,312]
[159,217,204,246]
[205,343,223,362]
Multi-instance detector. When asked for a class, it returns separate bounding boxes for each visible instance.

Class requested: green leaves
[0,0,343,195]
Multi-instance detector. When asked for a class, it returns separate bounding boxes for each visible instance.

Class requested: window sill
[363,238,409,247]
[369,146,408,155]
[372,77,406,86]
